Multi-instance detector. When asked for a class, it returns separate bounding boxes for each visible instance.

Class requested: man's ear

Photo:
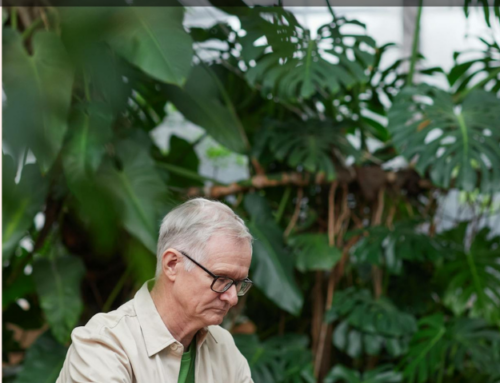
[161,249,181,282]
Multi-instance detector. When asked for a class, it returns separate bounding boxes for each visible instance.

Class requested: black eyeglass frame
[178,250,253,296]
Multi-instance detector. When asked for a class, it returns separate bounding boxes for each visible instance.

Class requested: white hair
[155,198,253,278]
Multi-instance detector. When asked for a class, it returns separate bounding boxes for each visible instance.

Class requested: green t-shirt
[178,343,196,383]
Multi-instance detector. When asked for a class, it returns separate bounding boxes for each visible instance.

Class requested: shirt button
[171,344,178,351]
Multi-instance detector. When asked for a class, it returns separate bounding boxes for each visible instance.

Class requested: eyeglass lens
[212,278,252,296]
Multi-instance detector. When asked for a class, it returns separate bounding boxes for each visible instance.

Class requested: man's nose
[220,284,238,307]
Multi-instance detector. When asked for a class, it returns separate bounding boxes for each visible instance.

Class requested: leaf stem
[455,67,500,103]
[408,0,423,86]
[11,7,17,30]
[465,250,486,312]
[325,0,336,20]
[275,186,291,224]
[155,162,222,185]
[83,71,91,102]
[284,188,303,238]
[21,17,44,41]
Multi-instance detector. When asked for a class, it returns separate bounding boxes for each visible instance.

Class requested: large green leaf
[325,364,401,383]
[97,140,172,254]
[289,233,342,272]
[61,105,120,253]
[325,288,417,358]
[3,29,73,173]
[349,221,441,275]
[388,85,500,192]
[234,334,315,383]
[244,194,303,316]
[2,156,48,261]
[14,332,68,383]
[107,7,192,86]
[62,104,114,194]
[263,119,359,180]
[60,8,132,114]
[437,225,500,324]
[239,9,373,102]
[33,255,85,344]
[402,314,500,383]
[164,64,249,153]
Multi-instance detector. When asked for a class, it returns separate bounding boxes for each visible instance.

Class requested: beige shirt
[56,281,253,383]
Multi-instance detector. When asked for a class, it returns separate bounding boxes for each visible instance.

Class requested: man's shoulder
[75,299,137,337]
[207,325,238,346]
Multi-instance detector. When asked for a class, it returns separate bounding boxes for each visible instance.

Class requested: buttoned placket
[134,280,219,383]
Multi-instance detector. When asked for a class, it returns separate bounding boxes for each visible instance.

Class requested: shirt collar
[134,280,218,357]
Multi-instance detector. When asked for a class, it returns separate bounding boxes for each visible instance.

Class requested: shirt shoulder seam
[95,312,138,336]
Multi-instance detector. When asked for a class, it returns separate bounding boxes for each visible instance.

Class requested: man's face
[174,234,252,328]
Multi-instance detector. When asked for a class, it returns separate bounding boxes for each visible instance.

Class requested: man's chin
[206,310,227,325]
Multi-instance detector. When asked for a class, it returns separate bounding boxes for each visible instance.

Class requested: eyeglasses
[178,250,253,297]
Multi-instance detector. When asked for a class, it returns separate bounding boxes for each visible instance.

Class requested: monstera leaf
[437,224,500,325]
[402,314,500,383]
[448,37,500,95]
[234,334,314,383]
[388,85,500,192]
[325,365,401,383]
[289,233,342,272]
[239,8,374,102]
[349,221,441,275]
[325,288,417,358]
[262,119,359,180]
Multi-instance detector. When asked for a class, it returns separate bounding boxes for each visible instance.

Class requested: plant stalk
[408,0,424,86]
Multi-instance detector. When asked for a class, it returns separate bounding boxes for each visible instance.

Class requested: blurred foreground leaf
[3,29,73,173]
[107,7,193,86]
[33,255,85,344]
[14,332,67,383]
[98,140,171,254]
[438,225,500,324]
[2,156,48,261]
[63,104,114,194]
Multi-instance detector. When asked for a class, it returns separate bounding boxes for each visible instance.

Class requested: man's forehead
[204,235,252,271]
[205,234,252,253]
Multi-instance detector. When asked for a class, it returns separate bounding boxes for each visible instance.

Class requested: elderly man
[57,198,254,382]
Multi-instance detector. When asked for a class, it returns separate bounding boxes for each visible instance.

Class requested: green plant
[3,3,500,383]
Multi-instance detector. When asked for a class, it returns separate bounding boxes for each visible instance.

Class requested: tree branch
[187,167,433,199]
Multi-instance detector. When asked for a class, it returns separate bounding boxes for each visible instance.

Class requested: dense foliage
[2,4,500,383]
